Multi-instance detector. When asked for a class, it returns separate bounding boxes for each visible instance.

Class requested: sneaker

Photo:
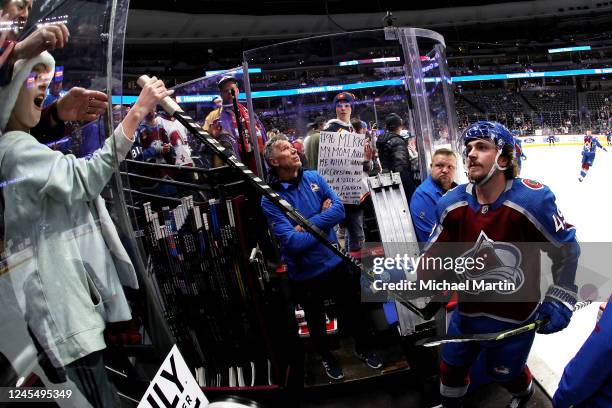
[322,357,344,380]
[354,350,383,369]
[506,384,534,408]
[578,177,583,182]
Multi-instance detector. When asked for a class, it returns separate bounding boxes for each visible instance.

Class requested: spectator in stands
[204,75,267,174]
[304,116,325,168]
[376,113,417,202]
[202,96,222,132]
[132,110,177,197]
[43,76,62,108]
[324,92,356,133]
[1,1,107,144]
[291,136,308,168]
[409,148,457,244]
[200,118,234,169]
[261,135,382,381]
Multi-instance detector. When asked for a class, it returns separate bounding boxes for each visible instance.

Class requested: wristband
[545,284,578,310]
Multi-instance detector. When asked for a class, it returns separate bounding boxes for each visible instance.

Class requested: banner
[318,131,366,205]
[138,345,208,408]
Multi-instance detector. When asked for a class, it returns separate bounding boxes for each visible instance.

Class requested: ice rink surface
[519,142,611,396]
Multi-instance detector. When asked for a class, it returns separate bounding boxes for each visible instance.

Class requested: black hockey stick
[137,75,440,321]
[415,300,593,347]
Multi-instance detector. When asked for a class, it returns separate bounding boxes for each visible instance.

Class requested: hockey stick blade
[416,300,593,347]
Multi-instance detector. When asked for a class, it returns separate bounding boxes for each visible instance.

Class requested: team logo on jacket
[457,231,525,294]
[310,183,320,192]
[522,179,543,190]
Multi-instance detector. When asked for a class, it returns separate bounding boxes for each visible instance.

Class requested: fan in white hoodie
[0,51,171,405]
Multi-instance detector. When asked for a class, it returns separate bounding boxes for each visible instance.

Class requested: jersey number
[552,209,567,232]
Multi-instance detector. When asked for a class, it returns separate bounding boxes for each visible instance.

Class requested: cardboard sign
[138,345,208,408]
[318,131,366,204]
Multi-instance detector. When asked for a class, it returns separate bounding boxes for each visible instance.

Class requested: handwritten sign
[318,131,366,204]
[138,345,208,408]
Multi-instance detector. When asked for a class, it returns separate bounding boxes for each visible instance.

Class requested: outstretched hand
[57,87,108,122]
[132,76,174,117]
[13,23,69,60]
[121,76,173,140]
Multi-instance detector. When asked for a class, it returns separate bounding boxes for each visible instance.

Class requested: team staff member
[261,135,382,381]
[410,148,457,244]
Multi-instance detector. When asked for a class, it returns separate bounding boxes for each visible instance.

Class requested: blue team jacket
[552,295,612,408]
[261,168,345,281]
[410,175,451,244]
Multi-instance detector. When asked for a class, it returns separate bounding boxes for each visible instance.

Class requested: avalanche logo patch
[310,183,320,192]
[457,231,525,295]
[522,179,543,190]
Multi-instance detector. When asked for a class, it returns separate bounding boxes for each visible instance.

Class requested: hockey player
[552,296,611,408]
[579,130,607,182]
[547,131,556,146]
[417,121,580,408]
[605,129,612,147]
[512,131,527,171]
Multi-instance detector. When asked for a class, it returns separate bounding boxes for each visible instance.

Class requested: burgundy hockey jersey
[420,178,579,323]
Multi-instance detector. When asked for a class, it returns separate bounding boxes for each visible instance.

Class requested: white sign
[138,345,208,408]
[318,131,366,205]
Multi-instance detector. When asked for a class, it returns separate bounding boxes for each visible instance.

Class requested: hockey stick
[136,75,438,320]
[415,300,593,347]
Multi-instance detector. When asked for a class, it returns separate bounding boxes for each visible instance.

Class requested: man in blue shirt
[261,135,382,381]
[409,147,457,244]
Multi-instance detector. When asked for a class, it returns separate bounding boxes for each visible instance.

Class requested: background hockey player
[512,130,527,171]
[415,121,580,408]
[579,130,607,182]
[547,130,556,146]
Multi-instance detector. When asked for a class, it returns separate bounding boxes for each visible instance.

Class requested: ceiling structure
[122,0,612,85]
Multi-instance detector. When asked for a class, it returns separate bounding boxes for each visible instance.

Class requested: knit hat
[333,92,355,105]
[0,51,55,132]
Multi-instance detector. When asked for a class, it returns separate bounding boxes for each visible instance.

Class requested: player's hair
[432,148,456,160]
[263,134,289,166]
[500,145,519,179]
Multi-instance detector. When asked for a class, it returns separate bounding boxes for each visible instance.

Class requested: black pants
[290,263,370,358]
[66,350,121,408]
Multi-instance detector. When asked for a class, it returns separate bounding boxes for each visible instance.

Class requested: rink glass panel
[0,0,145,401]
[241,27,459,180]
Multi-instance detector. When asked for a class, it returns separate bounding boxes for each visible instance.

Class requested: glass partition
[0,1,139,406]
[242,27,459,182]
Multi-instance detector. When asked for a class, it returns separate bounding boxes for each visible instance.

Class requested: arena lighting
[37,15,69,28]
[204,68,262,76]
[111,67,612,105]
[338,57,401,66]
[548,46,591,53]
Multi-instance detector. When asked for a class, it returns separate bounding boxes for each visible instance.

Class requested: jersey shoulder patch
[521,178,544,190]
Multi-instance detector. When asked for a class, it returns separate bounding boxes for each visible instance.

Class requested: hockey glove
[536,285,577,334]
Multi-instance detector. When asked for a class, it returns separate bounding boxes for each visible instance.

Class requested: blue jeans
[344,206,364,252]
